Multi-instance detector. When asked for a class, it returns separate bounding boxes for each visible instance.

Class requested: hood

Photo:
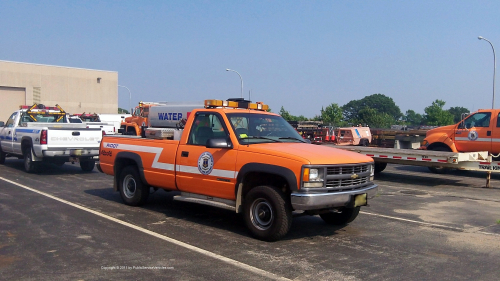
[426,124,456,136]
[240,143,374,165]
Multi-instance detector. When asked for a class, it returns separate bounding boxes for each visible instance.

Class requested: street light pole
[478,36,496,109]
[118,85,132,113]
[226,69,243,98]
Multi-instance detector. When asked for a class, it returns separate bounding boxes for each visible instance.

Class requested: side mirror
[0,121,4,127]
[206,138,233,149]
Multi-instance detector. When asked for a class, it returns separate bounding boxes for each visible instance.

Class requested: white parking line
[0,177,291,281]
[360,211,464,231]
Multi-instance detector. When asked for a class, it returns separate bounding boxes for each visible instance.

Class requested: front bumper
[290,183,378,211]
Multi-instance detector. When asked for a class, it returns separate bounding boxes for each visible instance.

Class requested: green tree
[447,106,470,123]
[320,103,344,126]
[118,108,129,114]
[342,93,402,124]
[357,107,394,128]
[423,100,454,126]
[278,106,309,121]
[404,110,423,126]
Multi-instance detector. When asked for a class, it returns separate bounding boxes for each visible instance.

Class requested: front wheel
[119,166,149,206]
[243,186,292,242]
[427,146,452,174]
[320,207,360,225]
[23,148,38,173]
[80,160,95,172]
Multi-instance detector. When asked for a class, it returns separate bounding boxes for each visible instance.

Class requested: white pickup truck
[0,104,102,173]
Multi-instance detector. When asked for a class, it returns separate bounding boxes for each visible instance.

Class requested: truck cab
[119,101,164,136]
[99,99,378,241]
[421,109,500,154]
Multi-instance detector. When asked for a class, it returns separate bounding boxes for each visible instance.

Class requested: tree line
[279,93,470,129]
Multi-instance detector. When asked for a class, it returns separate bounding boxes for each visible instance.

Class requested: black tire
[243,186,292,242]
[374,162,387,174]
[360,139,369,147]
[320,207,360,225]
[0,146,6,164]
[427,146,452,174]
[118,166,149,206]
[23,148,38,173]
[80,160,95,172]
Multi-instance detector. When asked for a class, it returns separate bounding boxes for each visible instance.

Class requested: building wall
[0,60,118,120]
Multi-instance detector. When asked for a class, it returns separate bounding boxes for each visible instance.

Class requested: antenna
[249,90,251,102]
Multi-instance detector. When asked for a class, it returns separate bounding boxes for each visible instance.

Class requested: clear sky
[1,1,499,118]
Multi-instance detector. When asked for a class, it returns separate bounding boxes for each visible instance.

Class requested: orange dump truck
[118,101,164,136]
[98,99,378,241]
[421,109,500,154]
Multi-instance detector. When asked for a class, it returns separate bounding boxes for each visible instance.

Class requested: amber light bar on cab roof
[204,98,269,111]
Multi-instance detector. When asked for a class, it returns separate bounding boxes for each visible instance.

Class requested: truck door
[490,112,500,154]
[454,112,492,153]
[0,112,17,153]
[175,112,238,200]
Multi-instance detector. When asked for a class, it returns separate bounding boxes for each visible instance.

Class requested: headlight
[370,164,375,181]
[303,167,325,188]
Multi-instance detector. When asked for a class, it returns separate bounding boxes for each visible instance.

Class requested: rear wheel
[320,207,360,225]
[374,162,387,174]
[360,139,369,146]
[427,146,452,174]
[80,160,95,172]
[119,166,149,206]
[243,186,292,242]
[23,148,38,173]
[0,147,6,164]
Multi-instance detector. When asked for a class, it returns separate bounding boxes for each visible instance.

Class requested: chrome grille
[326,177,369,188]
[327,165,368,175]
[325,164,370,190]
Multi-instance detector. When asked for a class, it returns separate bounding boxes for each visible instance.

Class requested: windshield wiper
[278,137,306,143]
[240,136,281,142]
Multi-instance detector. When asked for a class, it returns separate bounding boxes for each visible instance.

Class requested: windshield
[19,112,68,125]
[227,113,305,144]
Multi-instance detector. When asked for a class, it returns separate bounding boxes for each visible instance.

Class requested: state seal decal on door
[468,130,478,141]
[198,152,214,175]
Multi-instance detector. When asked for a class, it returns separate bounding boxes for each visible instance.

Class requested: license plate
[354,194,367,207]
[70,149,82,156]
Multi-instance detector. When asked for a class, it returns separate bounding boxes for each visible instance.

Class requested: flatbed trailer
[324,144,499,187]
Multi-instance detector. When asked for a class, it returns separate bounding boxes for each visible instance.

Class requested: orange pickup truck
[98,99,378,241]
[421,109,500,155]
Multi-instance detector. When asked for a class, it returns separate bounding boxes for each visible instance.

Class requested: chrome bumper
[43,149,100,157]
[290,184,378,211]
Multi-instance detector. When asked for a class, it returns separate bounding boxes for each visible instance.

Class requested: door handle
[181,151,189,157]
[487,131,491,136]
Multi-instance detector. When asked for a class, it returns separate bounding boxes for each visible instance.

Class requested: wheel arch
[21,137,33,154]
[114,151,149,191]
[427,142,453,152]
[236,163,298,199]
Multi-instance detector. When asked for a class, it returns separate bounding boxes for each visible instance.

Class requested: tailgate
[47,127,102,149]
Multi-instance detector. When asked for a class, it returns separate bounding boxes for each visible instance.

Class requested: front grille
[326,177,369,188]
[325,164,370,190]
[327,165,368,175]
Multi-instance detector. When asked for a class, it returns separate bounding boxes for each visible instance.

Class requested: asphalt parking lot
[1,159,499,280]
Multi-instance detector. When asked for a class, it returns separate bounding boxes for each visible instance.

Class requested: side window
[230,116,249,138]
[188,113,227,145]
[497,113,500,128]
[5,113,17,127]
[464,112,491,128]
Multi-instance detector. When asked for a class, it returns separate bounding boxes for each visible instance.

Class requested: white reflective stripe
[177,164,236,179]
[455,137,491,142]
[492,138,500,142]
[103,142,174,171]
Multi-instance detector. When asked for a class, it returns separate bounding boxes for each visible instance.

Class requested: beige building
[0,60,118,120]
